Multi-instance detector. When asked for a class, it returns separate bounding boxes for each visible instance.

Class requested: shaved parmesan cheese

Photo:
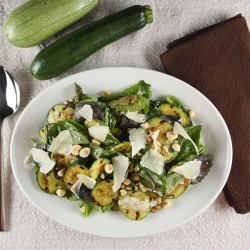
[129,128,147,157]
[77,174,96,189]
[70,179,82,198]
[172,160,202,179]
[152,129,160,151]
[88,126,109,142]
[118,196,149,212]
[76,104,93,122]
[112,155,129,192]
[140,149,164,175]
[173,122,199,154]
[48,130,73,155]
[123,111,147,123]
[23,153,34,169]
[31,148,55,174]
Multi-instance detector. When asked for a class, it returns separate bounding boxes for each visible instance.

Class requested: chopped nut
[99,173,105,179]
[139,183,147,192]
[70,144,82,156]
[166,131,178,142]
[57,168,65,177]
[123,178,131,186]
[120,189,127,196]
[134,186,139,191]
[188,109,196,118]
[121,184,125,189]
[150,205,161,213]
[172,142,181,152]
[149,127,158,133]
[162,199,171,209]
[56,189,66,197]
[92,139,101,146]
[131,173,140,182]
[125,186,132,191]
[162,146,169,154]
[156,196,162,205]
[104,163,114,174]
[137,152,143,157]
[79,147,90,158]
[79,206,86,213]
[102,90,110,96]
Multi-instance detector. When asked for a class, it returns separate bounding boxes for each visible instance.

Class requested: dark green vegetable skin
[30,5,153,80]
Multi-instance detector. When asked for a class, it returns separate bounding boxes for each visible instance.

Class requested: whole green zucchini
[30,5,153,80]
[4,0,101,48]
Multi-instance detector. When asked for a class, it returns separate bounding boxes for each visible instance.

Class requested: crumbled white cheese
[31,148,55,174]
[76,104,93,122]
[118,196,149,212]
[77,174,96,189]
[70,179,82,198]
[48,130,73,155]
[122,111,147,123]
[23,153,34,169]
[140,149,165,175]
[112,155,129,192]
[88,125,109,142]
[129,128,147,157]
[172,160,202,179]
[173,122,199,154]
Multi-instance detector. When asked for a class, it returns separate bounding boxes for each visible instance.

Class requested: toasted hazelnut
[166,131,178,142]
[102,90,110,96]
[172,142,181,152]
[56,189,66,197]
[79,147,90,158]
[123,178,131,186]
[99,173,105,179]
[92,139,101,146]
[120,189,127,196]
[162,199,171,209]
[156,196,162,205]
[188,109,196,118]
[140,122,149,130]
[131,173,140,182]
[104,163,114,174]
[70,144,82,156]
[150,205,161,213]
[57,168,65,177]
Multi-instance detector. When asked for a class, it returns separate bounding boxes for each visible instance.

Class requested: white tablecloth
[1,0,250,249]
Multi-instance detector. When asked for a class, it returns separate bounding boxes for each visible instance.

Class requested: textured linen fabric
[0,0,250,249]
[160,14,250,214]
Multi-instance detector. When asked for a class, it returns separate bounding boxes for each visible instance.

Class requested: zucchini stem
[144,5,153,24]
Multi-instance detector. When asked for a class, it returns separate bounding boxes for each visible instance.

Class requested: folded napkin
[160,14,250,214]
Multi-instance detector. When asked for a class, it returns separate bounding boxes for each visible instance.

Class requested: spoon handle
[0,119,6,231]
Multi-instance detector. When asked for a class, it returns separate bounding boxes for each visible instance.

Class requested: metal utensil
[0,66,20,231]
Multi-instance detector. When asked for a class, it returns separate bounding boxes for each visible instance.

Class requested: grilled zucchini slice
[89,158,111,180]
[64,164,89,190]
[36,170,58,194]
[118,191,150,220]
[91,180,119,206]
[47,104,75,123]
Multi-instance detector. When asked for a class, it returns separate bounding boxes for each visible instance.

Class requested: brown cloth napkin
[160,14,250,214]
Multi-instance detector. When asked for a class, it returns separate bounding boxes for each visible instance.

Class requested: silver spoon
[0,66,20,231]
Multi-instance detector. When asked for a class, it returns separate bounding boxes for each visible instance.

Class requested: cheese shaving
[76,104,93,122]
[172,160,202,179]
[88,125,109,142]
[123,111,147,123]
[129,128,147,157]
[77,174,96,189]
[173,122,199,154]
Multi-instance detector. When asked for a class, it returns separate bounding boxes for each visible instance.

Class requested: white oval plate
[10,67,232,238]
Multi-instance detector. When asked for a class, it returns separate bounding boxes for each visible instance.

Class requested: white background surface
[0,0,250,249]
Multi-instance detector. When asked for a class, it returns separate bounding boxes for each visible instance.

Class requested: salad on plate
[23,80,213,221]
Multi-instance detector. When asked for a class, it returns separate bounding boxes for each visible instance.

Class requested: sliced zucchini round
[89,158,111,180]
[47,104,75,123]
[36,170,57,194]
[39,124,54,140]
[165,163,191,199]
[45,170,66,189]
[147,117,178,163]
[64,164,89,190]
[159,104,189,127]
[91,180,119,206]
[118,191,150,220]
